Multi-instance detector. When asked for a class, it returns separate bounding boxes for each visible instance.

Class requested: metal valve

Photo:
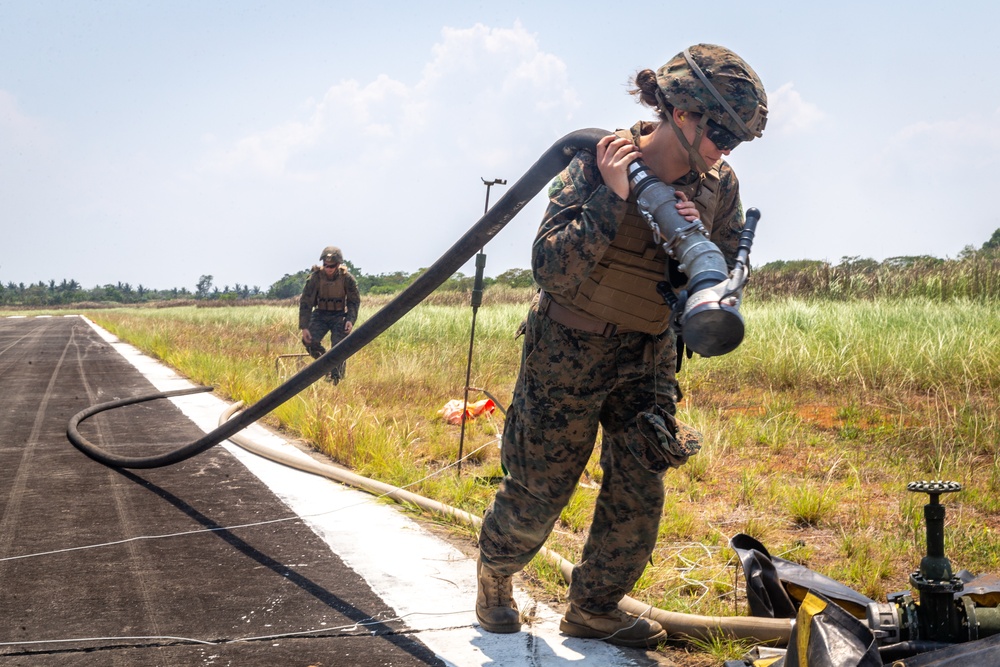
[866,480,1000,649]
[908,480,965,642]
[907,480,962,498]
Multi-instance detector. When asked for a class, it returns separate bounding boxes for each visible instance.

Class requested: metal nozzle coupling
[627,159,757,357]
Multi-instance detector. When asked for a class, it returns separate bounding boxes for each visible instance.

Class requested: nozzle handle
[907,480,961,505]
[735,208,760,266]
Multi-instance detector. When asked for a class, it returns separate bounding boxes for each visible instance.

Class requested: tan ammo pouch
[538,290,624,337]
[317,297,346,313]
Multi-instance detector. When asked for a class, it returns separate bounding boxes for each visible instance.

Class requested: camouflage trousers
[302,310,349,380]
[478,304,679,613]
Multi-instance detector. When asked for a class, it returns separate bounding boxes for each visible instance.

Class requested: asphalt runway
[0,315,661,667]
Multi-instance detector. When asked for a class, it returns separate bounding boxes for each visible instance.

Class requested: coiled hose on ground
[66,126,792,644]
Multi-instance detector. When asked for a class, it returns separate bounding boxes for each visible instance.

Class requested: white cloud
[882,110,1000,171]
[182,22,584,282]
[767,82,826,134]
[202,75,413,177]
[201,22,578,180]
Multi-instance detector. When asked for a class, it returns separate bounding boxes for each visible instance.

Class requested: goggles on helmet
[705,118,742,151]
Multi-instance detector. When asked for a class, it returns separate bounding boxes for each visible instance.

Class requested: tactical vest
[565,152,721,335]
[316,267,348,312]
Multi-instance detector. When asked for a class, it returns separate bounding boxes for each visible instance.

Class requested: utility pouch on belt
[631,406,702,473]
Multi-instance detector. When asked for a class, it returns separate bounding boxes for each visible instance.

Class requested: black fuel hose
[67,128,610,469]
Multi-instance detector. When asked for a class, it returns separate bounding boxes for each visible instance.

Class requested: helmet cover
[656,44,767,142]
[319,246,343,265]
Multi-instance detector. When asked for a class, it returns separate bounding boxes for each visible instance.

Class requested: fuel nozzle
[627,159,758,357]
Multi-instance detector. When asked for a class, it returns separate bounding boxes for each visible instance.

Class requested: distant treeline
[0,260,537,307]
[4,230,1000,307]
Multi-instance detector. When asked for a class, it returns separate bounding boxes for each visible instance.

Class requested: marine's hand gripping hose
[66,128,611,469]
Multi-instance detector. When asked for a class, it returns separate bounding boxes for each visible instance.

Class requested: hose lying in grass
[216,402,793,646]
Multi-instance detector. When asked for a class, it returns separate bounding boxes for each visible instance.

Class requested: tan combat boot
[475,557,521,633]
[559,603,667,648]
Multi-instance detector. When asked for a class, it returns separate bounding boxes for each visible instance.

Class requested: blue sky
[2,1,999,292]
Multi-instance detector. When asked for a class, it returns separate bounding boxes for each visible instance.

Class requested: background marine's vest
[316,267,348,312]
[566,165,721,335]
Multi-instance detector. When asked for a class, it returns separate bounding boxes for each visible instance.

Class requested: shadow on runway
[115,468,445,666]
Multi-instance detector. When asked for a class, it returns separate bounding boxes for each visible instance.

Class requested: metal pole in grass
[457,177,506,476]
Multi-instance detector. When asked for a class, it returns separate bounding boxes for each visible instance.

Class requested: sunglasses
[705,119,742,152]
[323,263,339,269]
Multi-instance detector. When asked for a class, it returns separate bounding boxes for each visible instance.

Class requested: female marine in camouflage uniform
[476,44,768,648]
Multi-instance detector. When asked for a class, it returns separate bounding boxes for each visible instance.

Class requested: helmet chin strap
[667,112,711,175]
[656,88,711,175]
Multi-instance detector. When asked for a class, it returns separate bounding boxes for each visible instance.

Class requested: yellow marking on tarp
[797,592,828,666]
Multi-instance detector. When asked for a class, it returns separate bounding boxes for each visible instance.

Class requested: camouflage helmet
[319,246,343,265]
[656,44,767,142]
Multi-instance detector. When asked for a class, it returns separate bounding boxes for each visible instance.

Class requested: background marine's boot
[475,557,521,633]
[560,603,666,648]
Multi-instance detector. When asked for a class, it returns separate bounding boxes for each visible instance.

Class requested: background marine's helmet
[656,44,767,142]
[320,246,343,265]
